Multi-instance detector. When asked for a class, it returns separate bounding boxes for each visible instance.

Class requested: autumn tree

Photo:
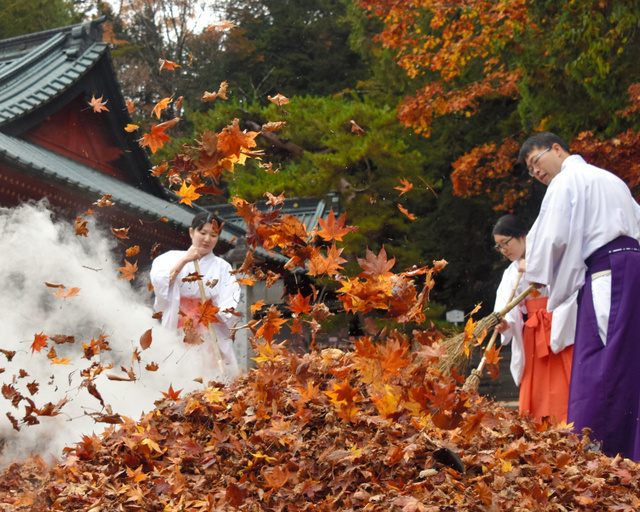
[356,0,640,209]
[0,0,85,38]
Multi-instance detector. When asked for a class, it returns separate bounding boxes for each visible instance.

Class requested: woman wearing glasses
[492,214,573,423]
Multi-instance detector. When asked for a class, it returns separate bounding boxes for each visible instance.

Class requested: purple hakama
[569,236,640,460]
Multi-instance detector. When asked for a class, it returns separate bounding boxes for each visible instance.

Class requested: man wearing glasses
[518,131,640,461]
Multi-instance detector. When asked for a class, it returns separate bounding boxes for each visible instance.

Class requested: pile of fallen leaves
[1,336,639,512]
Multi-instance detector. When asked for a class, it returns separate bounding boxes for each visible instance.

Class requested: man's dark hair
[518,132,571,165]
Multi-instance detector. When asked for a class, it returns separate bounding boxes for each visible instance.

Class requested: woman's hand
[494,318,509,334]
[169,246,204,284]
[517,258,526,273]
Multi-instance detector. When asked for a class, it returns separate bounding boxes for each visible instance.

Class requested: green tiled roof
[0,20,107,126]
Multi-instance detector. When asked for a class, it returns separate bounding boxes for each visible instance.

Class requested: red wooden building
[0,18,245,263]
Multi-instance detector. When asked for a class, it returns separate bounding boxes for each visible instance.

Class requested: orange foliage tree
[356,0,640,209]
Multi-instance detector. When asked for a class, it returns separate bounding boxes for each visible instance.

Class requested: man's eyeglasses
[494,237,514,252]
[528,147,551,177]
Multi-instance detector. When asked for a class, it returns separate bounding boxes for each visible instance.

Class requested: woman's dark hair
[191,211,223,232]
[492,214,528,238]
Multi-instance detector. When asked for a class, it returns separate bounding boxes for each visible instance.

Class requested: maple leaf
[51,357,71,365]
[264,465,290,491]
[126,246,140,257]
[139,118,180,153]
[316,209,357,242]
[268,93,289,106]
[261,121,287,133]
[307,244,347,276]
[349,119,365,136]
[152,95,173,119]
[357,246,395,277]
[198,299,220,326]
[111,227,130,239]
[162,385,182,401]
[94,193,114,207]
[88,95,109,113]
[117,260,138,281]
[31,332,48,354]
[126,99,135,113]
[255,306,287,342]
[288,291,312,316]
[53,285,80,298]
[397,204,416,220]
[75,216,89,236]
[158,58,181,74]
[217,119,259,159]
[125,124,139,132]
[202,81,229,102]
[251,300,266,315]
[176,181,201,206]
[264,191,285,206]
[395,178,414,196]
[206,20,237,31]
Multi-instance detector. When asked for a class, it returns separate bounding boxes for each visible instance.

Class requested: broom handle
[193,259,225,375]
[476,272,528,372]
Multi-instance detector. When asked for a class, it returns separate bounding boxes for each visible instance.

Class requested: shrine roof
[0,19,107,127]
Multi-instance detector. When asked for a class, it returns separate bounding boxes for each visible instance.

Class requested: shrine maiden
[520,132,640,460]
[150,212,241,377]
[492,215,573,422]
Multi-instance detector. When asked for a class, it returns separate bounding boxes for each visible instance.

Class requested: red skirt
[519,297,573,423]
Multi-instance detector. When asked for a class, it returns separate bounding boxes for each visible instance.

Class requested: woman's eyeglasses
[494,237,514,251]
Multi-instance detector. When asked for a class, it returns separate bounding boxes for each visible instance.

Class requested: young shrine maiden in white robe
[150,250,241,377]
[495,260,576,386]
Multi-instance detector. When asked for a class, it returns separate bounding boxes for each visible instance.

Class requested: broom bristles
[437,312,502,375]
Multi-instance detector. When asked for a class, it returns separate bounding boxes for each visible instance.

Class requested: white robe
[150,250,241,375]
[526,154,640,350]
[495,260,577,383]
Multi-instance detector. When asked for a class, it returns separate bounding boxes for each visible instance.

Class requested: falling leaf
[158,58,182,74]
[139,118,180,153]
[317,208,358,242]
[268,93,289,106]
[398,204,416,220]
[75,217,89,236]
[51,357,71,365]
[176,182,202,207]
[88,95,109,113]
[264,191,285,206]
[111,227,130,239]
[53,286,80,298]
[140,329,152,350]
[126,99,135,113]
[125,124,139,132]
[250,300,265,316]
[262,121,287,133]
[152,96,173,119]
[126,246,140,257]
[117,260,138,281]
[395,178,414,196]
[206,20,237,31]
[349,119,365,136]
[31,332,49,354]
[94,194,115,207]
[202,81,229,102]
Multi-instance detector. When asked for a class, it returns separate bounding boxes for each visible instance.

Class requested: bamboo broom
[193,259,226,376]
[463,272,524,392]
[437,282,536,375]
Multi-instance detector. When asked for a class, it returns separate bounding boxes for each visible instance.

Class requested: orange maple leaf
[261,121,286,133]
[316,209,357,242]
[395,178,414,196]
[325,381,359,405]
[287,291,312,315]
[307,244,347,276]
[117,260,138,281]
[264,191,285,206]
[176,182,201,206]
[126,246,140,257]
[75,216,89,236]
[88,95,109,113]
[217,119,258,159]
[206,20,237,31]
[397,204,416,220]
[126,99,135,113]
[125,124,139,132]
[53,285,80,298]
[139,118,179,153]
[161,384,182,400]
[94,194,114,207]
[255,306,287,342]
[111,227,130,239]
[250,300,266,315]
[198,299,220,326]
[357,246,395,278]
[158,58,182,74]
[268,94,289,106]
[51,357,71,365]
[202,81,229,102]
[31,332,49,354]
[152,96,173,119]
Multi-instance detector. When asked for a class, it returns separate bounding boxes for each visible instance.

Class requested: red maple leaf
[316,209,357,242]
[31,332,49,354]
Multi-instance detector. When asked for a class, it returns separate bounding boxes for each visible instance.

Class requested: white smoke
[0,201,227,465]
